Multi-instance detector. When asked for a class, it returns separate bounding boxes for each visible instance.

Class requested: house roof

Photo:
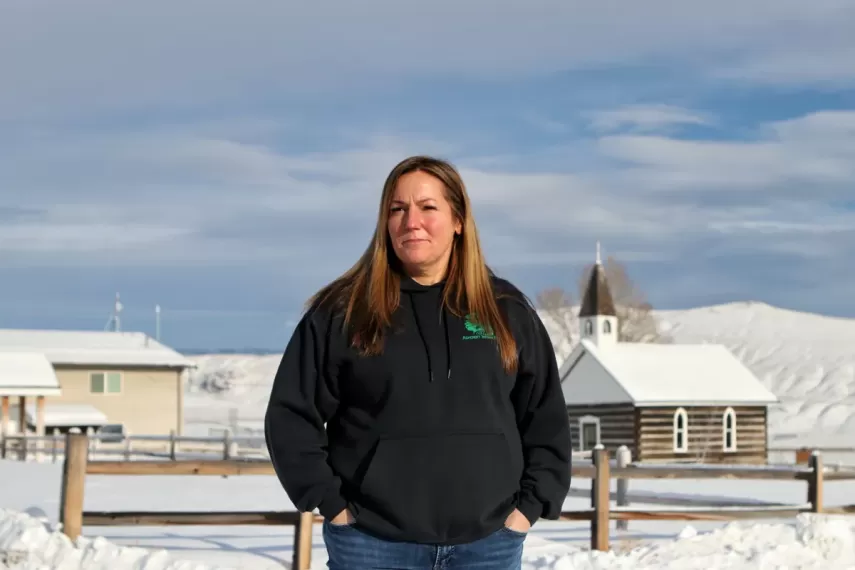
[0,352,62,397]
[579,262,617,318]
[25,403,109,427]
[560,339,779,406]
[0,329,195,369]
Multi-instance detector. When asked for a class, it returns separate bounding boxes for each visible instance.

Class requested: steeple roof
[579,243,617,318]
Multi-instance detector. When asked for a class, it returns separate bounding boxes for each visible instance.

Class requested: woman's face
[387,170,461,281]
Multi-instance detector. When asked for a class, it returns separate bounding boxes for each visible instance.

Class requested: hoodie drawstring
[406,292,452,383]
[442,309,452,380]
[407,294,434,382]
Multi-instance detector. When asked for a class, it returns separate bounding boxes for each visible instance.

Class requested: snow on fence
[54,434,855,570]
[2,432,589,467]
[0,431,268,462]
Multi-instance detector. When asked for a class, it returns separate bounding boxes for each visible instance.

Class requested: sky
[1,1,855,351]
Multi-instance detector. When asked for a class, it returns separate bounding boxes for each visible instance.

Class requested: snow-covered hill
[656,302,855,443]
[184,301,855,446]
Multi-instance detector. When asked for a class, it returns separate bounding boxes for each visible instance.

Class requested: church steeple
[579,242,618,348]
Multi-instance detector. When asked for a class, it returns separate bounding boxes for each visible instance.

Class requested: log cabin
[559,250,779,465]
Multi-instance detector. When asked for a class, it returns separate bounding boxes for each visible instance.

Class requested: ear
[454,220,462,235]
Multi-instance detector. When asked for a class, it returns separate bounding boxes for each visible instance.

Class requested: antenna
[155,304,161,341]
[105,292,123,332]
[595,241,602,265]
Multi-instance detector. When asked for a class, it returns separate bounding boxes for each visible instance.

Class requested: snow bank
[2,508,855,570]
[0,509,222,570]
[521,514,855,569]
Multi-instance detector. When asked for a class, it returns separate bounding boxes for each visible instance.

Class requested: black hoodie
[264,275,572,545]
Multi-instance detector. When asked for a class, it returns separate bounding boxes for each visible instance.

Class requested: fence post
[615,445,631,531]
[169,430,176,460]
[591,445,610,552]
[795,447,811,465]
[292,511,314,570]
[59,433,89,541]
[223,429,232,460]
[808,450,823,513]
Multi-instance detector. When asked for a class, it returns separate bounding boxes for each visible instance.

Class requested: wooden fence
[57,434,855,569]
[10,430,853,466]
[1,430,266,462]
[3,432,592,464]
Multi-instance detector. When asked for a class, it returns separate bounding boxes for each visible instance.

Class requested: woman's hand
[504,508,531,533]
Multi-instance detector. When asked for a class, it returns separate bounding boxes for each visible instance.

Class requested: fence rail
[0,431,268,462]
[55,434,855,569]
[2,432,593,465]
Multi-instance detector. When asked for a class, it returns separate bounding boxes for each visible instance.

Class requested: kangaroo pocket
[354,430,520,542]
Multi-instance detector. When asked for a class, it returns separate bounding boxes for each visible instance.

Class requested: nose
[404,208,422,229]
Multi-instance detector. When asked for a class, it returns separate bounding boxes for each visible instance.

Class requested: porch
[0,352,61,447]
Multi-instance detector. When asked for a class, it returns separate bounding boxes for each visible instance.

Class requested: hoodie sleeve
[510,304,572,525]
[264,309,348,520]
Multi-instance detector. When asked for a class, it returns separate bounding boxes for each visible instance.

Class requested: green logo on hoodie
[463,313,495,340]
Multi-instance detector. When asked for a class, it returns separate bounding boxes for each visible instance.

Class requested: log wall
[636,406,768,464]
[566,404,636,457]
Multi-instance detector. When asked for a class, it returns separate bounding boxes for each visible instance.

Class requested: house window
[578,415,601,451]
[723,407,737,452]
[603,320,612,334]
[91,372,122,394]
[673,407,688,453]
[584,320,593,336]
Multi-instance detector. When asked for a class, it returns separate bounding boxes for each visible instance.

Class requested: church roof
[559,339,779,407]
[579,262,617,318]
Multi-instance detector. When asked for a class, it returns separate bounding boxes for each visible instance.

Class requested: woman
[265,155,572,569]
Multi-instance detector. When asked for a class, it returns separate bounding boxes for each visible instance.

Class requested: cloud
[0,126,461,267]
[5,2,855,346]
[596,110,855,194]
[3,106,854,275]
[587,104,712,134]
[2,1,855,121]
[709,14,855,86]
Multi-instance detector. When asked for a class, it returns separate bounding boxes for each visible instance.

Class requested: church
[559,249,779,464]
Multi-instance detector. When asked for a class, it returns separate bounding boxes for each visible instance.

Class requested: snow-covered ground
[4,300,855,568]
[4,506,855,569]
[3,457,855,569]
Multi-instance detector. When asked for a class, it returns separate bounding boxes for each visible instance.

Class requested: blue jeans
[322,520,526,570]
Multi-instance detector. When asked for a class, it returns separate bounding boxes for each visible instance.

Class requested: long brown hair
[308,155,518,373]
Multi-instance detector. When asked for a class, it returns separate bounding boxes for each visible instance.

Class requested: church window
[673,407,688,453]
[584,320,593,336]
[603,320,612,334]
[723,407,737,452]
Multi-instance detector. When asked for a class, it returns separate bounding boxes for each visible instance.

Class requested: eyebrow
[391,197,437,205]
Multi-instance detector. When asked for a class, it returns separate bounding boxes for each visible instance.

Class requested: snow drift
[3,508,855,569]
